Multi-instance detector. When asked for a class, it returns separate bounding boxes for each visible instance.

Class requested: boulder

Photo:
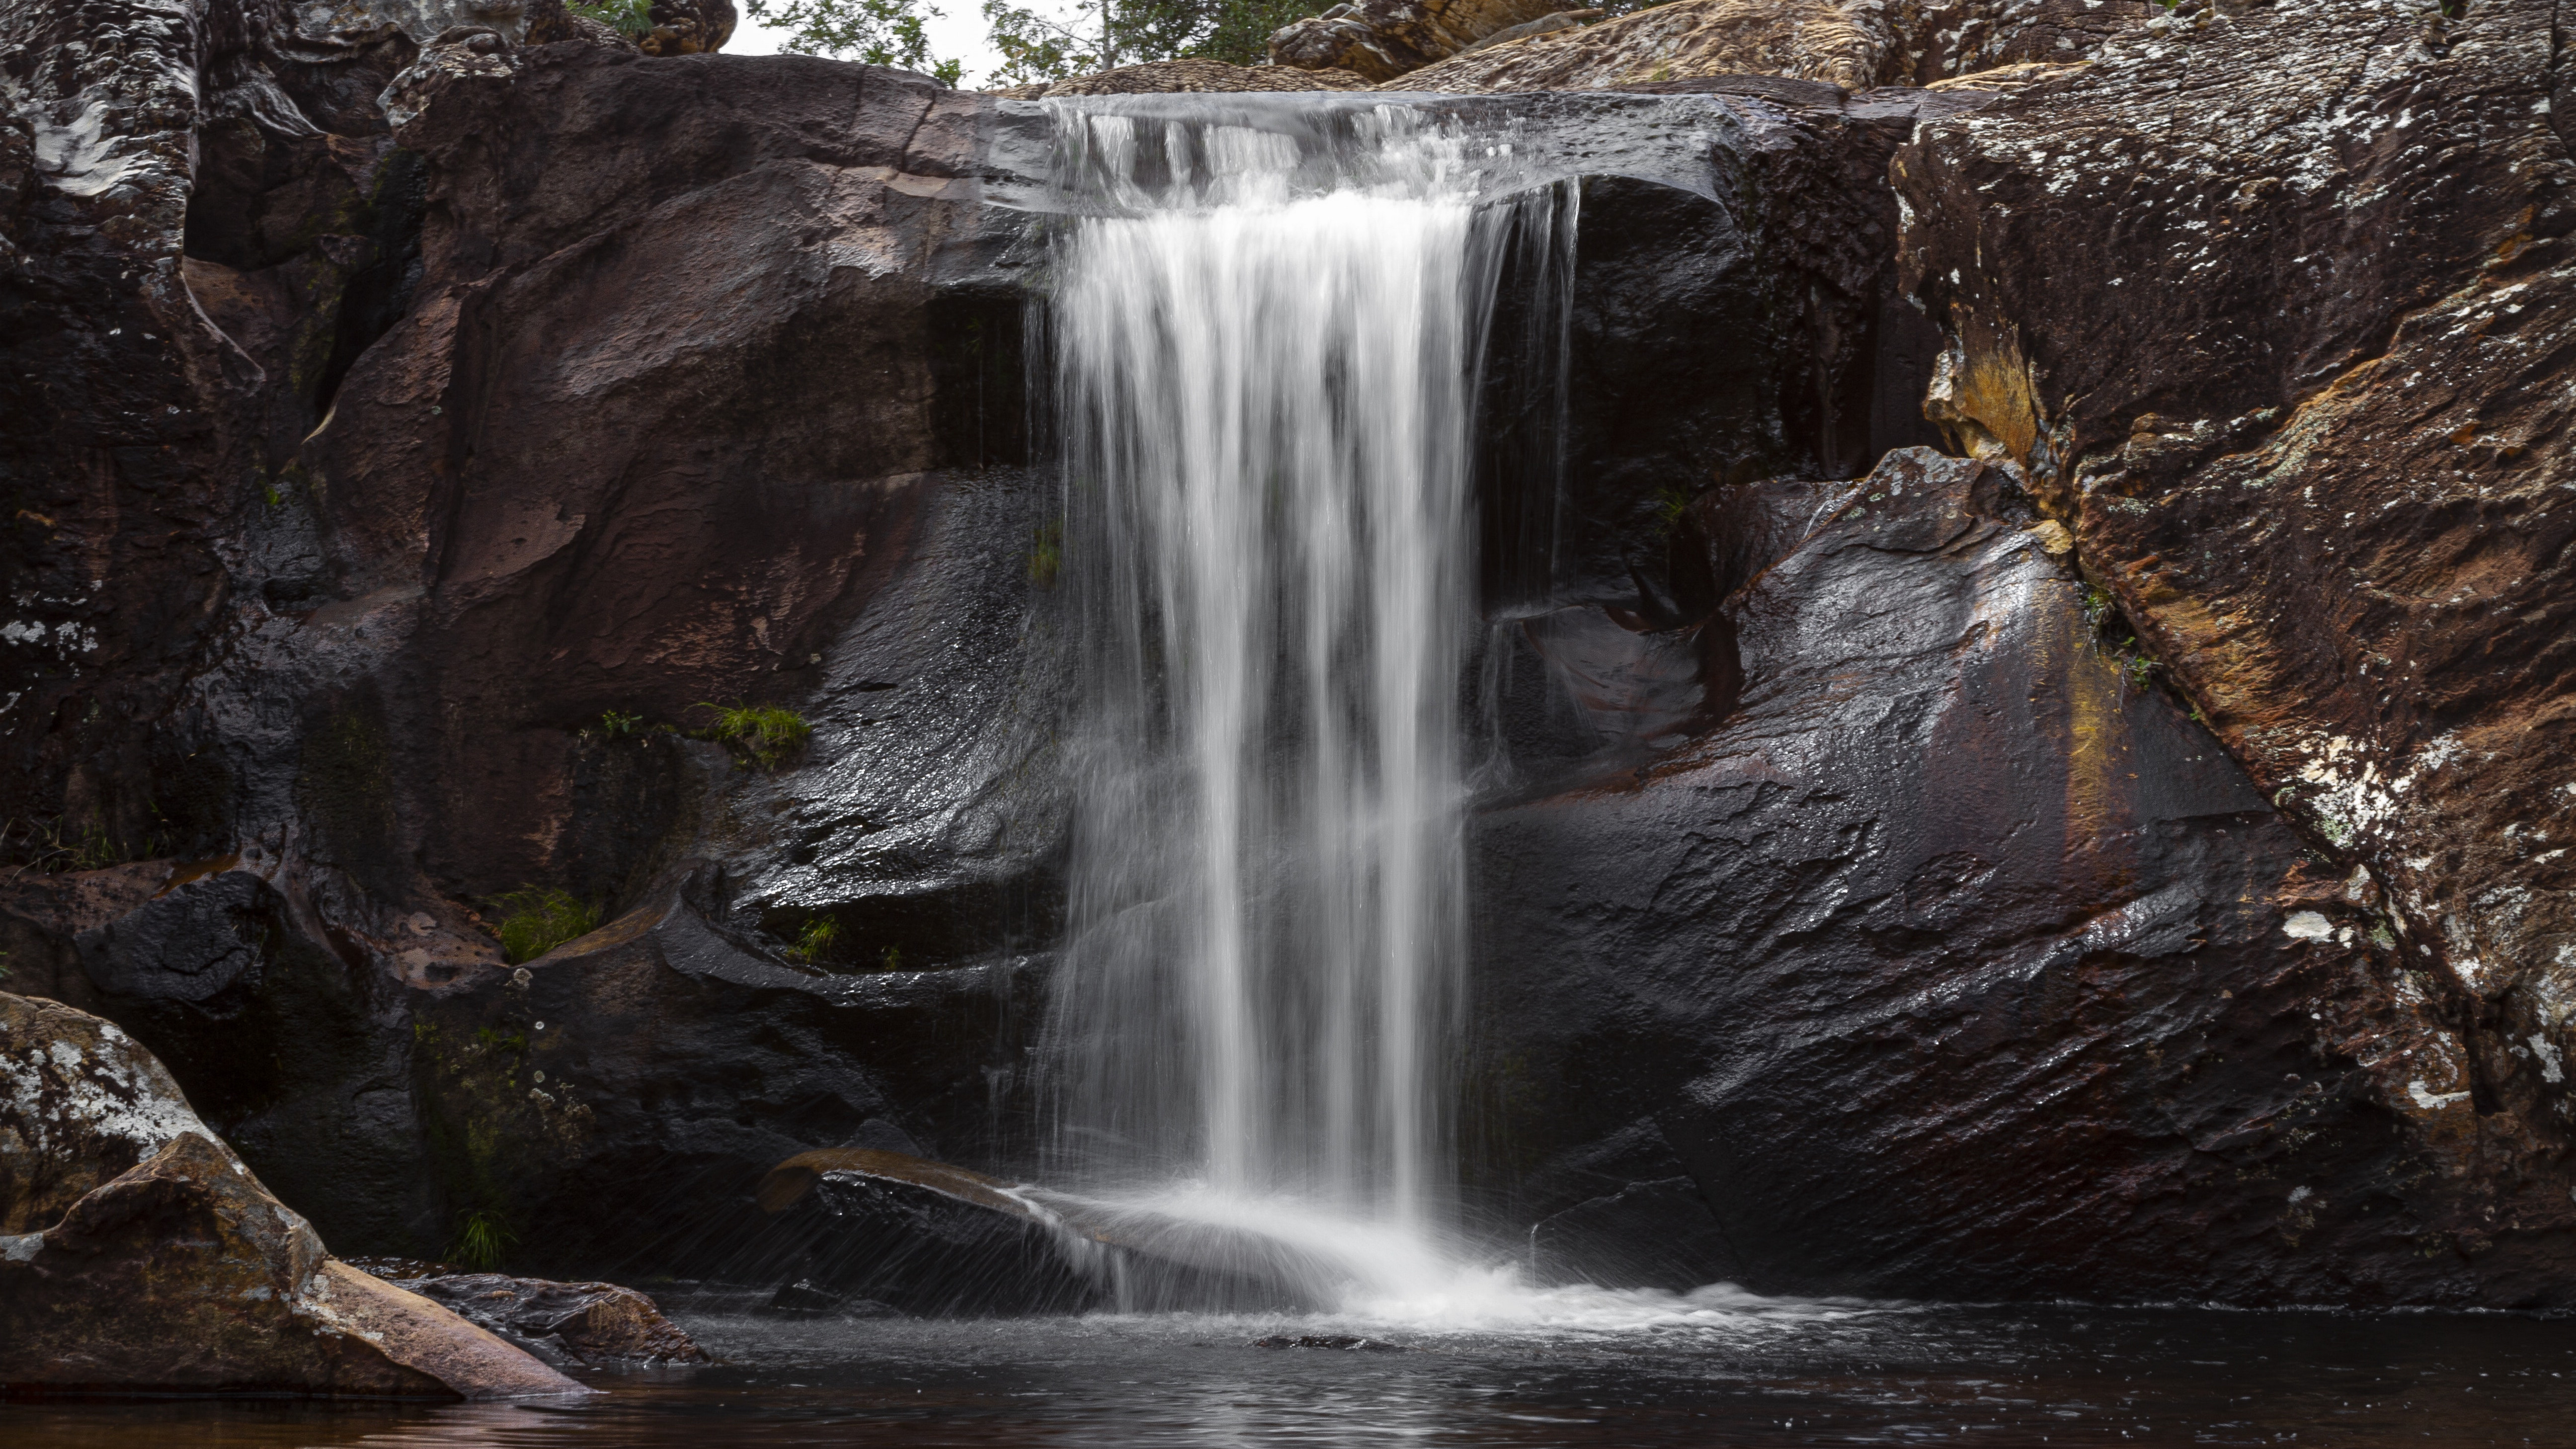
[374,1271,707,1364]
[1267,0,1567,82]
[1474,448,2557,1304]
[1384,0,2145,94]
[0,994,583,1397]
[1890,0,2576,1269]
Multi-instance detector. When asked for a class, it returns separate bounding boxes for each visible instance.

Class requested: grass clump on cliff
[786,916,842,964]
[447,1209,518,1271]
[487,887,599,964]
[695,701,813,770]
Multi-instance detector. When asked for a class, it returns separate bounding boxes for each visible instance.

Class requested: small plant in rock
[447,1209,518,1271]
[788,917,842,964]
[694,701,813,770]
[1652,483,1696,528]
[600,709,642,738]
[880,944,904,972]
[569,0,654,36]
[487,887,599,964]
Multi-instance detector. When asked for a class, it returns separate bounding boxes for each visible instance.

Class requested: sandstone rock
[1267,0,1565,82]
[1455,9,1601,58]
[524,0,641,49]
[0,994,582,1396]
[1386,0,2145,94]
[1476,449,2553,1304]
[996,58,1375,97]
[637,0,736,55]
[379,1271,708,1364]
[1890,0,2576,1272]
[1,994,209,1233]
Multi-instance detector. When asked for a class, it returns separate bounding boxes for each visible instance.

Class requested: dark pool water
[11,1292,2576,1446]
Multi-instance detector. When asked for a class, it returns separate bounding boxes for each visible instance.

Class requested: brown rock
[1,994,209,1234]
[1385,0,2144,94]
[0,1131,584,1396]
[638,0,736,55]
[1891,0,2576,1270]
[380,1271,708,1364]
[1,993,584,1395]
[1268,0,1566,82]
[997,58,1376,97]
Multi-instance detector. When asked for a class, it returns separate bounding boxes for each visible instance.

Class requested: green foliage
[984,0,1099,84]
[487,887,599,964]
[695,701,813,769]
[788,916,842,963]
[750,0,965,83]
[447,1209,518,1271]
[881,943,904,971]
[1652,483,1695,528]
[1,814,162,875]
[570,0,655,34]
[600,709,642,738]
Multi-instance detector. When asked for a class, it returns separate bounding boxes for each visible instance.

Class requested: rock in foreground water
[0,994,583,1398]
[378,1272,708,1366]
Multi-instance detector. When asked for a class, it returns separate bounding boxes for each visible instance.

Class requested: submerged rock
[0,995,582,1397]
[374,1271,709,1365]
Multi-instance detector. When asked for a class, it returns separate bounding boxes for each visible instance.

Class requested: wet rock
[379,1271,709,1364]
[1388,0,2144,94]
[0,995,581,1397]
[1268,0,1566,83]
[1251,1334,1408,1350]
[995,58,1375,97]
[403,865,1048,1279]
[1475,448,2569,1305]
[1891,0,2576,1278]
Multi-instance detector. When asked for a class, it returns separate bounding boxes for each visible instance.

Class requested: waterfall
[1041,100,1557,1274]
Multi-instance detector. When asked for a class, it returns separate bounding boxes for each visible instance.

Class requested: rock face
[1889,0,2576,1289]
[5,0,2573,1315]
[1,994,583,1396]
[1268,0,1566,82]
[997,58,1375,97]
[1475,449,2569,1305]
[1383,0,2144,93]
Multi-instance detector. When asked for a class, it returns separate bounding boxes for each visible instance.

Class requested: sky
[727,2,1050,89]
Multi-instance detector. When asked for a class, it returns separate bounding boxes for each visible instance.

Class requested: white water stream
[1043,101,1550,1307]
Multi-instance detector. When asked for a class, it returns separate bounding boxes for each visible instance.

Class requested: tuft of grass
[446,1209,517,1271]
[1652,484,1696,528]
[486,887,599,964]
[2,814,160,876]
[787,916,841,964]
[569,0,653,36]
[694,701,812,770]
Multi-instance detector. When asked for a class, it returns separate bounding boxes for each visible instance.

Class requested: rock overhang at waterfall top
[0,0,2571,1371]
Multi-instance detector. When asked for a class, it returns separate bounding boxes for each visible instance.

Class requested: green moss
[787,916,842,964]
[486,887,599,964]
[694,701,812,770]
[1028,520,1064,588]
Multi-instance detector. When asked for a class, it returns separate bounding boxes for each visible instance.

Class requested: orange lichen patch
[1926,315,2045,476]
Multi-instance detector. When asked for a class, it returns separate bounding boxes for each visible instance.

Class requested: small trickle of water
[1041,100,1552,1305]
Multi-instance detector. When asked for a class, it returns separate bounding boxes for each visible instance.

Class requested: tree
[747,0,967,83]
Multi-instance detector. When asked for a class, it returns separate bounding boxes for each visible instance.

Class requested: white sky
[728,3,1077,89]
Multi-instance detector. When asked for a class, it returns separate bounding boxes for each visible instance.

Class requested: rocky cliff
[4,0,2570,1309]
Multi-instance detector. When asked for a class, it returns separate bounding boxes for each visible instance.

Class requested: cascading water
[1039,99,1562,1303]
